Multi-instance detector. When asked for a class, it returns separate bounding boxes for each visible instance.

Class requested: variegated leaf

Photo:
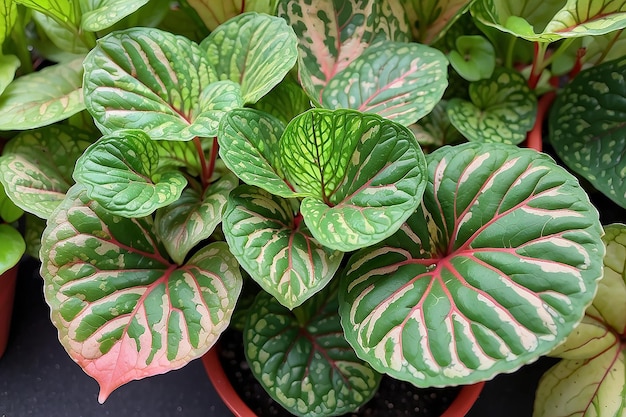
[409,100,461,149]
[374,0,411,42]
[223,185,343,309]
[40,185,243,403]
[200,12,298,104]
[400,0,473,44]
[447,68,537,144]
[245,289,381,417]
[80,0,149,31]
[321,41,448,126]
[0,125,93,219]
[0,57,84,130]
[548,314,619,360]
[252,75,311,125]
[155,172,239,265]
[185,0,277,31]
[549,57,626,208]
[155,140,203,176]
[277,0,378,104]
[73,130,187,218]
[594,223,626,333]
[281,109,427,252]
[339,142,605,387]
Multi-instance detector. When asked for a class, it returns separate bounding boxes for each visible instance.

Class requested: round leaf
[448,68,537,144]
[223,185,343,309]
[0,224,25,275]
[448,35,496,82]
[281,109,428,252]
[200,12,298,104]
[245,290,381,417]
[549,57,626,208]
[73,130,187,217]
[339,142,605,387]
[40,185,243,402]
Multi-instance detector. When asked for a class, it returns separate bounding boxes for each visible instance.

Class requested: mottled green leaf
[200,13,297,104]
[185,0,277,31]
[245,289,381,417]
[80,0,149,32]
[40,185,243,402]
[155,172,239,265]
[73,130,187,217]
[252,75,311,125]
[0,224,24,275]
[321,41,448,126]
[448,35,496,82]
[409,100,461,149]
[24,214,45,259]
[340,142,604,387]
[448,68,537,144]
[281,109,427,252]
[223,185,343,309]
[549,57,626,208]
[0,57,84,130]
[155,140,203,176]
[0,125,94,219]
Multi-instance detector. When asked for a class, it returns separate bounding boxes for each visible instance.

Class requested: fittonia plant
[0,0,620,416]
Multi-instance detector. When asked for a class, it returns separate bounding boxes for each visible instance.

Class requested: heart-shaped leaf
[448,35,496,82]
[40,185,243,403]
[339,142,605,387]
[223,185,343,309]
[400,0,473,44]
[80,0,149,32]
[0,224,24,275]
[549,57,626,208]
[184,0,278,31]
[281,109,428,251]
[473,0,626,42]
[83,27,242,141]
[245,288,381,417]
[448,68,537,144]
[0,125,94,219]
[73,130,187,218]
[0,57,84,130]
[321,41,448,126]
[218,108,296,198]
[200,12,298,104]
[155,172,239,265]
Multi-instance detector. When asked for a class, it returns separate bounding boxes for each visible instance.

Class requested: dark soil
[218,329,460,417]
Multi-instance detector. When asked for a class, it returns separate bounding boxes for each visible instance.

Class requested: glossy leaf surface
[223,185,343,309]
[448,68,536,144]
[448,35,496,82]
[593,224,626,333]
[0,182,23,223]
[401,0,473,44]
[0,57,84,130]
[340,142,605,387]
[40,185,243,402]
[80,0,149,31]
[321,41,448,126]
[200,12,298,104]
[549,57,626,208]
[15,0,77,25]
[245,290,381,417]
[0,224,25,275]
[252,76,311,125]
[185,0,277,31]
[281,109,428,252]
[0,125,93,219]
[73,130,187,217]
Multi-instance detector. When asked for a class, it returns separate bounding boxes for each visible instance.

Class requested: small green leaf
[32,11,91,55]
[0,57,85,130]
[73,130,187,217]
[200,12,298,104]
[185,0,277,31]
[549,57,626,208]
[155,172,239,265]
[15,0,77,26]
[0,224,25,275]
[0,54,20,96]
[80,0,149,32]
[448,68,537,144]
[0,182,23,223]
[400,0,473,44]
[0,0,17,45]
[448,35,496,82]
[0,125,94,219]
[245,289,381,417]
[194,80,244,137]
[252,75,311,125]
[223,185,343,309]
[410,100,461,149]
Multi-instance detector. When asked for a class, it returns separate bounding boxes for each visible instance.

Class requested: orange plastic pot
[0,265,18,359]
[202,345,485,417]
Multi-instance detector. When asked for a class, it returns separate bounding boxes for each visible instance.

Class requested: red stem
[526,91,556,152]
[528,43,542,90]
[207,137,219,183]
[193,137,210,189]
[568,47,587,80]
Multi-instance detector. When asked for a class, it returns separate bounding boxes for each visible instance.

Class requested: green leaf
[321,41,449,126]
[73,130,187,218]
[40,185,243,402]
[448,68,537,144]
[83,27,236,141]
[200,12,298,104]
[549,57,626,208]
[547,314,618,360]
[24,213,45,259]
[0,0,17,45]
[448,35,496,82]
[15,0,77,26]
[252,75,311,125]
[0,57,85,130]
[400,0,473,44]
[155,140,203,176]
[32,11,91,54]
[223,185,343,309]
[0,224,25,275]
[0,182,23,223]
[185,0,277,31]
[245,289,381,417]
[0,54,20,96]
[339,142,605,387]
[281,109,427,252]
[80,0,149,32]
[155,172,239,265]
[0,125,94,219]
[218,108,296,198]
[472,0,626,42]
[409,100,461,149]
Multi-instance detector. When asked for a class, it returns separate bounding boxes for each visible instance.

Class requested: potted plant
[0,0,621,416]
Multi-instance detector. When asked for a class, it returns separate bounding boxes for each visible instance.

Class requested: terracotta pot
[202,345,485,417]
[0,265,18,359]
